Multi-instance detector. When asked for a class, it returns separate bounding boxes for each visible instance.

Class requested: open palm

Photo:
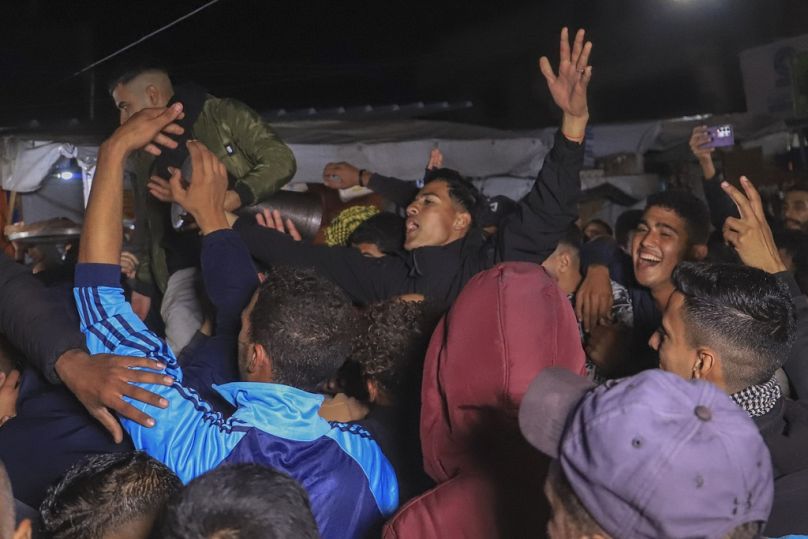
[539,27,592,118]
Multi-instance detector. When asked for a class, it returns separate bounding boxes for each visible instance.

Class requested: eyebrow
[638,220,679,235]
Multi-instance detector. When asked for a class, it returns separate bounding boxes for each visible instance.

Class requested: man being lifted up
[236,27,593,305]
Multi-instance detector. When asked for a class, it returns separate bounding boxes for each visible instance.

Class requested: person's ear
[13,519,32,539]
[252,343,273,379]
[692,348,716,380]
[145,84,161,107]
[689,244,708,261]
[366,379,379,403]
[558,251,571,272]
[453,211,472,231]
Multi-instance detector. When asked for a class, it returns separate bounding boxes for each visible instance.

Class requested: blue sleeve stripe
[91,285,110,319]
[87,324,119,353]
[77,287,94,328]
[98,318,153,356]
[113,314,175,364]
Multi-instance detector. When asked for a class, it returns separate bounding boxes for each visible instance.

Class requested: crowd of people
[1,26,808,539]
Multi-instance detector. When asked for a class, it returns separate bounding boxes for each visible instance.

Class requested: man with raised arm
[73,104,398,539]
[236,27,592,305]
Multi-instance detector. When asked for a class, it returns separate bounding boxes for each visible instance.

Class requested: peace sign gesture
[540,27,593,120]
[721,176,786,274]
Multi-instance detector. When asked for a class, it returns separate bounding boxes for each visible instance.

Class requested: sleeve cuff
[202,228,240,246]
[775,271,802,298]
[233,182,256,207]
[75,263,122,288]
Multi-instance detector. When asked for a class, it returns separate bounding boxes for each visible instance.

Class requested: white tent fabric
[0,112,797,207]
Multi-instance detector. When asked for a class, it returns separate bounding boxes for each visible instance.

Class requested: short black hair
[159,464,318,539]
[352,300,438,399]
[249,267,357,390]
[40,452,180,539]
[425,168,482,223]
[557,224,584,252]
[348,212,405,254]
[645,190,711,245]
[615,209,643,248]
[107,64,170,95]
[583,219,613,237]
[672,262,796,393]
[786,181,808,196]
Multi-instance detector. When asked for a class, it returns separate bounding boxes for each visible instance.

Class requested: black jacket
[235,130,583,305]
[754,397,808,536]
[0,253,87,383]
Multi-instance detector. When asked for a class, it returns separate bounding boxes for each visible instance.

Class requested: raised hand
[721,176,786,274]
[323,162,362,190]
[255,208,303,241]
[107,103,185,156]
[168,141,230,235]
[539,27,593,121]
[689,126,717,180]
[426,148,444,170]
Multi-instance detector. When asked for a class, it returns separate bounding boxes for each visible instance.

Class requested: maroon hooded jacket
[383,262,586,538]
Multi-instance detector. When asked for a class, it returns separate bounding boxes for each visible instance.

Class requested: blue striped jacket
[74,263,398,539]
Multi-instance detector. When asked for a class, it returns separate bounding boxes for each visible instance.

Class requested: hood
[420,262,585,483]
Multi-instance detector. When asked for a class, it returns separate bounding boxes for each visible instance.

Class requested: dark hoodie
[383,262,586,538]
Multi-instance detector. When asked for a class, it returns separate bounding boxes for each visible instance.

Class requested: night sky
[1,0,806,131]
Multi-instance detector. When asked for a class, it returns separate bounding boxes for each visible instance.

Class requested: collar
[730,376,782,418]
[213,382,331,441]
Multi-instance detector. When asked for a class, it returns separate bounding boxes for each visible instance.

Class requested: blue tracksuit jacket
[73,236,398,538]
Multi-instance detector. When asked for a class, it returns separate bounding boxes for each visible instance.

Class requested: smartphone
[702,125,734,149]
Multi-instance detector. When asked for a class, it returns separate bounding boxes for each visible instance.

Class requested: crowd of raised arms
[2,27,808,539]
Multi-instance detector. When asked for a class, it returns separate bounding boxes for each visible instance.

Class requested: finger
[89,407,125,444]
[588,297,601,334]
[739,176,766,222]
[576,40,593,71]
[262,208,276,229]
[559,27,570,64]
[255,211,267,227]
[286,219,303,241]
[723,216,747,233]
[721,181,753,220]
[575,292,585,322]
[579,65,593,87]
[144,143,162,156]
[167,167,186,203]
[152,133,179,150]
[0,372,5,387]
[272,210,286,233]
[110,398,156,429]
[538,56,557,84]
[120,384,169,408]
[115,355,166,369]
[724,229,740,247]
[4,369,20,388]
[149,175,171,188]
[582,295,593,333]
[160,123,185,136]
[571,29,585,65]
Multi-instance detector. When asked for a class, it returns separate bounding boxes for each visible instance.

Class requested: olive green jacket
[131,96,296,295]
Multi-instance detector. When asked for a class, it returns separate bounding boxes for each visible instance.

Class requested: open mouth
[636,251,662,268]
[406,218,419,235]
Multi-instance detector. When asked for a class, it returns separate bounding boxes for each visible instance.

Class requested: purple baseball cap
[518,368,774,538]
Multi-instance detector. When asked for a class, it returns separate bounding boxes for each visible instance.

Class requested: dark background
[1,0,806,131]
